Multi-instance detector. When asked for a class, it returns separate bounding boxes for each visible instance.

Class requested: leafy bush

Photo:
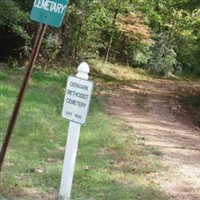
[0,0,29,39]
[0,0,31,61]
[42,33,62,62]
[148,33,181,76]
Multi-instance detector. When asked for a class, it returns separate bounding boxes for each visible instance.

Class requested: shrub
[148,33,181,76]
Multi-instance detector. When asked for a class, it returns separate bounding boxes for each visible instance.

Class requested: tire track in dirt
[106,80,200,200]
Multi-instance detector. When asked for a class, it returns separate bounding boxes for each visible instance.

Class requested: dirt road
[107,79,200,200]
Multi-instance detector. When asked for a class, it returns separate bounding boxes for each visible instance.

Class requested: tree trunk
[104,9,119,63]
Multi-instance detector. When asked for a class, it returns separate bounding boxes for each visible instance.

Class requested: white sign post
[59,62,93,200]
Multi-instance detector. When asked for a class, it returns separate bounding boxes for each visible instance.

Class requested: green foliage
[149,33,180,76]
[0,0,32,61]
[42,33,62,62]
[136,0,200,76]
[0,0,199,76]
[173,9,200,75]
[0,0,29,39]
[61,0,111,58]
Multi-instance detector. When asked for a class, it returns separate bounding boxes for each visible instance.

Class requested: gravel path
[106,79,200,200]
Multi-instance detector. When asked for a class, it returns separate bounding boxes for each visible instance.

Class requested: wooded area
[0,0,200,76]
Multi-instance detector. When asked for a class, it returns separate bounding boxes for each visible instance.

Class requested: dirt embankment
[106,79,200,200]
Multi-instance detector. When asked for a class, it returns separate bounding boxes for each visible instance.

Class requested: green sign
[30,0,68,28]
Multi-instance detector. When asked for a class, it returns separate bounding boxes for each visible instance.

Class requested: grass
[0,64,168,199]
[89,59,152,84]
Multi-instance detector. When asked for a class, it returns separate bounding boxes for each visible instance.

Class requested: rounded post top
[76,62,90,80]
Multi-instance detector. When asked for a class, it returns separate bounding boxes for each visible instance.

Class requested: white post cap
[76,62,90,80]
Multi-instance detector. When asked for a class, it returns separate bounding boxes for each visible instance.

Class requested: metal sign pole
[0,23,47,171]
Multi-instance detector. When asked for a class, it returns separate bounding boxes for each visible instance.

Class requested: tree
[139,0,200,75]
[0,0,30,60]
[0,0,199,76]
